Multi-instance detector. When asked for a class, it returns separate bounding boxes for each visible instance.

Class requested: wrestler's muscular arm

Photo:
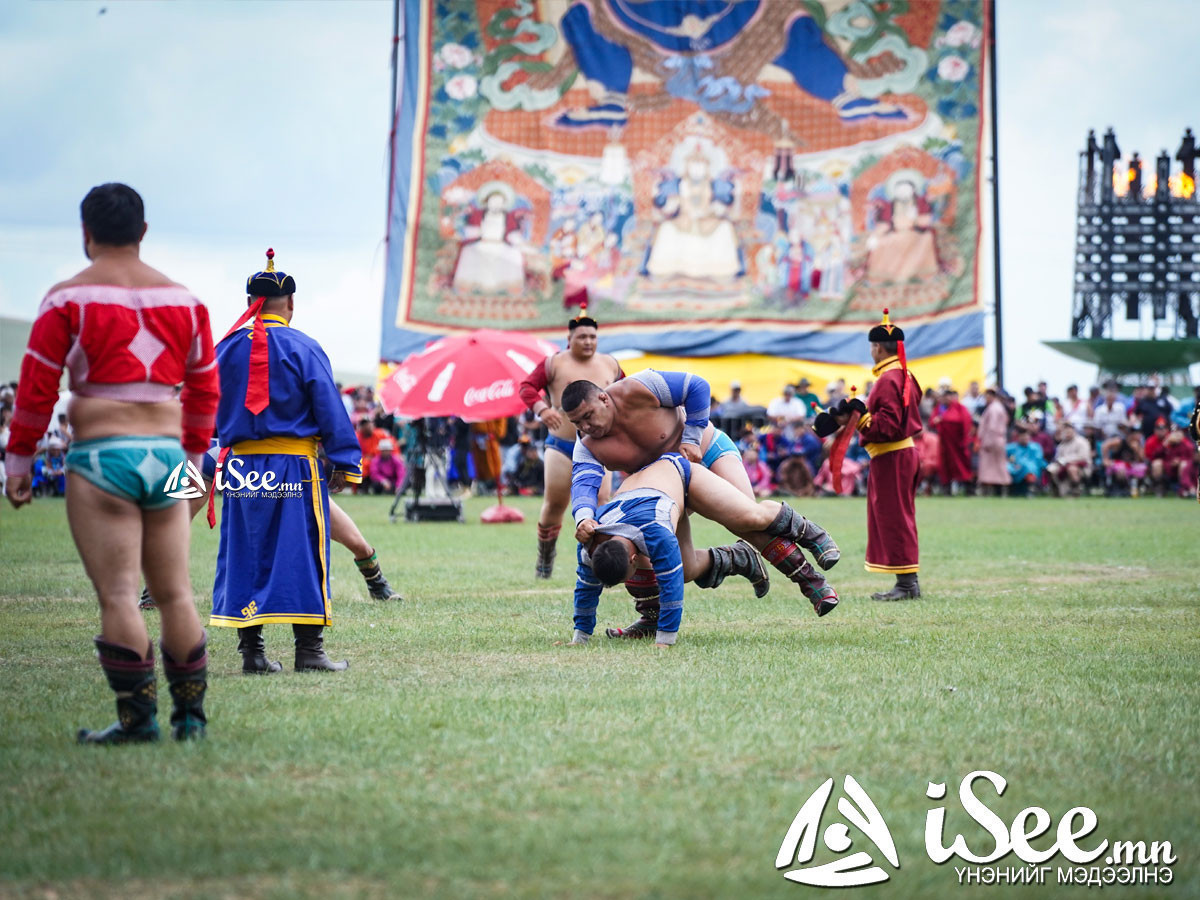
[626,370,712,461]
[518,355,563,430]
[570,440,605,543]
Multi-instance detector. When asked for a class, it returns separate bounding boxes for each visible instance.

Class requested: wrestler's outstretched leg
[329,500,402,602]
[685,467,838,616]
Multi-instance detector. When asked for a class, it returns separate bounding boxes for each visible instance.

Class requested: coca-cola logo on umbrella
[463,379,515,407]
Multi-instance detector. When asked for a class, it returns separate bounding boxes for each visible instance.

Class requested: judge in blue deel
[209,248,363,672]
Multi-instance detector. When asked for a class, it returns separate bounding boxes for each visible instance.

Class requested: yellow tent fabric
[619,346,985,408]
[379,346,984,411]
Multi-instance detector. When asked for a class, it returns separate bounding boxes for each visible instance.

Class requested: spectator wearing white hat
[366,437,405,495]
[767,383,808,439]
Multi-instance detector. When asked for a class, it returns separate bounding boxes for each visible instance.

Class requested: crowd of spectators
[3,376,1196,504]
[709,376,1199,500]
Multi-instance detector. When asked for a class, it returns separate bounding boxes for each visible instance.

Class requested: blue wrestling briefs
[65,436,187,510]
[701,428,740,468]
[545,434,575,458]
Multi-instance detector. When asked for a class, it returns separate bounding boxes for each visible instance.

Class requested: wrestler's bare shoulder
[552,351,621,386]
[48,262,184,294]
[607,375,655,405]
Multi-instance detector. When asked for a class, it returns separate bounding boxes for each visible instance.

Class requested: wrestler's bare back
[581,379,717,473]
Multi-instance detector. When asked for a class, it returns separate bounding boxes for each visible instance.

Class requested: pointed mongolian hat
[868,308,911,408]
[568,289,597,331]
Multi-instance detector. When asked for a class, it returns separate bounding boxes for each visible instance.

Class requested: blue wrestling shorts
[545,434,575,459]
[658,451,692,497]
[701,428,740,468]
[65,436,187,510]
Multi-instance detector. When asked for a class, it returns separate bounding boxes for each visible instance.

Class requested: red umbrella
[378,329,561,523]
[378,329,559,422]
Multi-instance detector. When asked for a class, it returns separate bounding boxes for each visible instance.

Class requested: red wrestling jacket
[8,284,219,477]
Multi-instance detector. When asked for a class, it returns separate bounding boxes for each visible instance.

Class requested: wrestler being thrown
[572,450,834,648]
[565,373,839,638]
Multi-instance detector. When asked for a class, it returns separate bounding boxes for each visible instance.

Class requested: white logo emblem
[776,776,900,887]
[164,460,207,500]
[391,367,418,394]
[428,362,455,401]
[463,378,514,407]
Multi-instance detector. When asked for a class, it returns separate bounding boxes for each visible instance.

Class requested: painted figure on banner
[533,0,913,136]
[642,142,743,281]
[865,174,941,285]
[775,208,818,305]
[452,183,529,294]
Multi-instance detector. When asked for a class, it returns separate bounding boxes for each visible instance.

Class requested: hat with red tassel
[568,289,597,331]
[868,308,911,407]
[219,248,295,414]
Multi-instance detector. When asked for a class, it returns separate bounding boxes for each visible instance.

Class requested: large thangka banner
[381,0,988,366]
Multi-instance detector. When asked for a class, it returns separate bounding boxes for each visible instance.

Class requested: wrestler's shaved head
[592,538,633,586]
[562,380,601,413]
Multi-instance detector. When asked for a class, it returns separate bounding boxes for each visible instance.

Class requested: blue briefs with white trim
[701,427,740,468]
[65,436,187,510]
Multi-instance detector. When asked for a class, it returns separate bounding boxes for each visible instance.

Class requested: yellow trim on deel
[209,614,329,627]
[232,436,318,456]
[864,436,915,458]
[865,563,920,574]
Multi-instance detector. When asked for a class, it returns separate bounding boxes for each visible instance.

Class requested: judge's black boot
[693,541,771,598]
[161,632,208,741]
[78,637,160,745]
[293,624,349,672]
[871,573,921,601]
[238,624,282,674]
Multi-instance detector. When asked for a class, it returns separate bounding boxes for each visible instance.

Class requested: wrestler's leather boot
[693,541,771,598]
[293,625,349,672]
[767,503,841,570]
[871,573,921,601]
[356,551,403,602]
[762,538,839,616]
[607,569,659,639]
[535,524,559,579]
[238,625,283,674]
[78,638,160,745]
[161,632,208,741]
[138,586,156,610]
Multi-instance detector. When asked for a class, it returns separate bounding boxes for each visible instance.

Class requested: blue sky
[1,0,1196,390]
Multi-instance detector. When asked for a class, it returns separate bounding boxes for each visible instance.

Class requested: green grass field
[1,494,1197,899]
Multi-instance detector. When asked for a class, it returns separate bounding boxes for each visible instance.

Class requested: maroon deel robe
[858,357,923,573]
[935,399,974,484]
